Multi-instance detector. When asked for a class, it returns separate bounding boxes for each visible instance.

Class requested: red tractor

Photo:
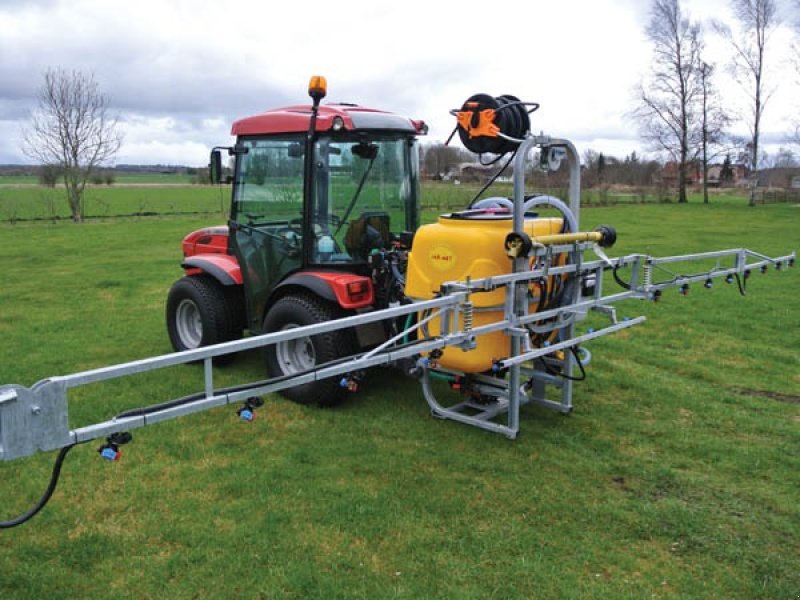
[166,77,426,405]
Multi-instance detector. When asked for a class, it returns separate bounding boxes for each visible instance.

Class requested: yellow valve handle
[529,231,604,246]
[504,226,616,258]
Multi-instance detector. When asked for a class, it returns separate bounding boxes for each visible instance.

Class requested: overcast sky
[0,0,797,166]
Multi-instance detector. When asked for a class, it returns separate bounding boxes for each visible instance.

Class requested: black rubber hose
[116,334,440,420]
[735,272,747,296]
[0,443,77,529]
[536,346,587,382]
[612,265,632,290]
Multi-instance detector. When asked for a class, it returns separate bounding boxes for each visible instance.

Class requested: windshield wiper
[335,156,376,236]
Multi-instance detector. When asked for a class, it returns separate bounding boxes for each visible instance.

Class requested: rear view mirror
[352,142,379,160]
[209,149,223,184]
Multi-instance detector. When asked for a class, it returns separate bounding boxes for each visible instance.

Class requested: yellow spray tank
[404,208,566,373]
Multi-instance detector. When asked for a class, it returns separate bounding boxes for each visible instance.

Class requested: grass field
[0,182,224,221]
[0,173,196,186]
[0,191,798,599]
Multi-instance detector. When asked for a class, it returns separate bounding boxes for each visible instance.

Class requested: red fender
[182,254,243,286]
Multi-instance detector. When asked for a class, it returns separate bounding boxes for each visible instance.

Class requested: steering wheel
[275,225,302,257]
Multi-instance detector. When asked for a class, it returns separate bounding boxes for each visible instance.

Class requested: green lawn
[0,184,225,221]
[0,199,798,599]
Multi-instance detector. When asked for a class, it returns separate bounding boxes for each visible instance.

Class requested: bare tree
[714,0,779,205]
[698,62,732,203]
[633,0,703,203]
[581,149,600,186]
[764,146,797,167]
[22,68,122,222]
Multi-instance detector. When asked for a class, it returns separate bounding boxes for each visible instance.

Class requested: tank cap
[446,208,512,220]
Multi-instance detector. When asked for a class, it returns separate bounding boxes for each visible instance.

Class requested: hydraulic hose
[0,443,79,528]
[522,195,578,233]
[116,331,439,421]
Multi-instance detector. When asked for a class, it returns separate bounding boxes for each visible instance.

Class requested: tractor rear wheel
[263,293,355,406]
[166,275,243,359]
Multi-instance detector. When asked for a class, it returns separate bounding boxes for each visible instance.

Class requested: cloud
[0,121,25,163]
[115,113,233,166]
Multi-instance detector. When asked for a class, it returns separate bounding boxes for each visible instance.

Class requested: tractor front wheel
[166,275,243,359]
[263,293,355,406]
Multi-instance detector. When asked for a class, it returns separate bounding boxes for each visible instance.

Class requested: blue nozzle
[100,447,118,461]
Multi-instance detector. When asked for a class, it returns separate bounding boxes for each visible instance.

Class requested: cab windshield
[231,134,420,265]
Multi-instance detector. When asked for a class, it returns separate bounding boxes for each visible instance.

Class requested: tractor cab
[230,129,421,260]
[215,98,425,334]
[164,77,429,404]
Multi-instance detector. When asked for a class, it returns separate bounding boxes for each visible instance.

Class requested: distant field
[112,173,198,184]
[0,172,196,186]
[0,200,797,599]
[0,175,39,185]
[0,183,226,221]
[0,180,758,224]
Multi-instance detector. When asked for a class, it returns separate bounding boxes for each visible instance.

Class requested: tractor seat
[344,212,390,260]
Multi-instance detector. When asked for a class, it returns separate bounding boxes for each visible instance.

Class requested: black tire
[166,275,243,360]
[263,293,355,406]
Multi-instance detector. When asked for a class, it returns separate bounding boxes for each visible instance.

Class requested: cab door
[229,137,305,333]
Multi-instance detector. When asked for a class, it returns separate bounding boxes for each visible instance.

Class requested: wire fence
[753,189,800,204]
